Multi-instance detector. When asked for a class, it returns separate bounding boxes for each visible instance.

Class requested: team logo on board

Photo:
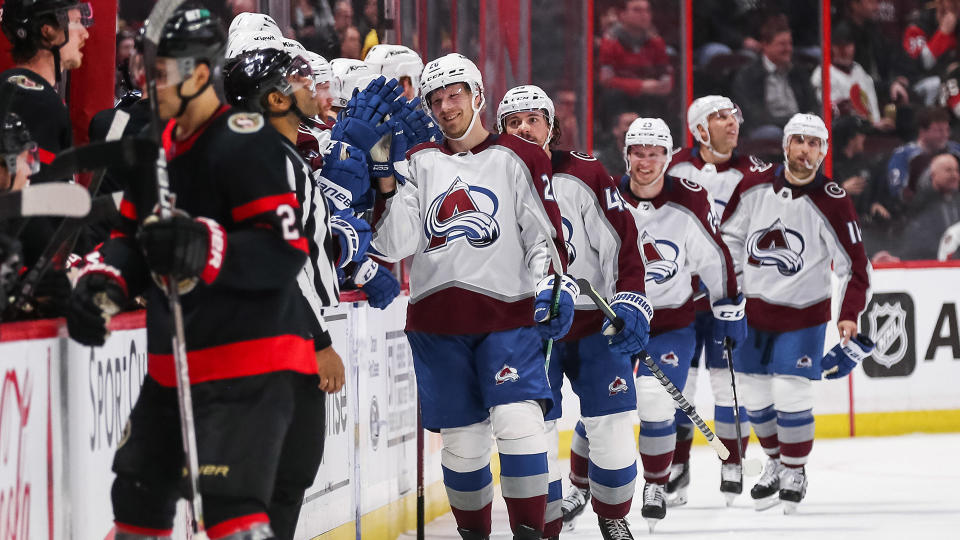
[747,218,805,276]
[639,231,680,284]
[495,364,519,385]
[424,177,500,252]
[608,376,629,396]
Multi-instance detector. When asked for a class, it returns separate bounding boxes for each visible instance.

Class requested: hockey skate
[560,485,590,531]
[750,457,784,511]
[598,516,635,540]
[512,524,542,540]
[457,527,489,540]
[640,482,666,533]
[720,462,743,506]
[779,466,808,514]
[665,462,690,507]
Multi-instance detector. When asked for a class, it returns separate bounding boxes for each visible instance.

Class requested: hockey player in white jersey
[371,54,573,540]
[664,95,770,505]
[364,44,424,100]
[497,85,652,540]
[616,118,746,531]
[720,113,872,513]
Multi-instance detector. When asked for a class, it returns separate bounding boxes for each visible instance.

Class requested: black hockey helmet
[1,0,93,78]
[156,3,226,64]
[0,113,39,178]
[223,48,314,118]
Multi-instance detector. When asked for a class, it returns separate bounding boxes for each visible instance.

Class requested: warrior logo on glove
[425,178,500,252]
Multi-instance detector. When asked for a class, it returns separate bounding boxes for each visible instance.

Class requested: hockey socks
[638,419,676,485]
[498,450,549,534]
[673,409,694,465]
[568,421,590,489]
[715,405,750,463]
[777,409,815,468]
[544,478,563,538]
[589,460,637,519]
[746,405,780,459]
[441,463,494,535]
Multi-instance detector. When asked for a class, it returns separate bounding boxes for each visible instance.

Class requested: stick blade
[708,435,731,460]
[2,183,91,218]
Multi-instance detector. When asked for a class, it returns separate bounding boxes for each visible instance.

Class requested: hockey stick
[142,1,207,537]
[0,183,90,218]
[530,175,566,373]
[724,339,762,477]
[576,277,731,461]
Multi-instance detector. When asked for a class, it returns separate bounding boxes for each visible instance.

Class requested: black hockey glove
[137,214,225,285]
[32,268,72,318]
[67,263,127,346]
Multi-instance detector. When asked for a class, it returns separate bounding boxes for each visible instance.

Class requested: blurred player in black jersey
[65,5,325,539]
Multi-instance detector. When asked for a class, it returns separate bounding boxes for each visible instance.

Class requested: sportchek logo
[859,293,916,377]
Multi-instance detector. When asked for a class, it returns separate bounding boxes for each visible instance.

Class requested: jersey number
[846,221,862,244]
[542,174,555,201]
[277,204,299,240]
[604,187,626,212]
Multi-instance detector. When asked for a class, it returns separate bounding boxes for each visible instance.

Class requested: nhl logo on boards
[860,293,916,377]
[608,376,629,396]
[228,112,264,133]
[495,365,519,385]
[660,352,679,367]
[796,356,812,369]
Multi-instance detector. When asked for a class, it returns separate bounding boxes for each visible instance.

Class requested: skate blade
[753,494,781,511]
[783,500,800,514]
[723,492,738,507]
[645,517,661,533]
[666,490,688,507]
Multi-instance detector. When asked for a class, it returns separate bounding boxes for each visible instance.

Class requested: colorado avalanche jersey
[668,147,774,218]
[721,166,871,332]
[618,175,739,335]
[372,133,567,334]
[551,150,647,341]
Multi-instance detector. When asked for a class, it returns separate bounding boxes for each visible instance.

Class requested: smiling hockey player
[497,85,652,540]
[720,113,871,513]
[371,54,572,540]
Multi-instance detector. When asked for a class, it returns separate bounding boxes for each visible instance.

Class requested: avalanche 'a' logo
[561,217,577,264]
[747,218,805,276]
[608,376,629,396]
[495,364,519,385]
[424,177,501,252]
[640,231,680,284]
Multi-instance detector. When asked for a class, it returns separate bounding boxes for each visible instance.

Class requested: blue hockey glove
[533,273,579,340]
[353,257,400,309]
[348,76,403,124]
[392,97,442,146]
[822,334,875,379]
[712,293,747,348]
[602,291,653,355]
[329,210,372,268]
[317,142,371,211]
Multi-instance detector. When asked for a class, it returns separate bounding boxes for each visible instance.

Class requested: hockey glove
[392,97,442,146]
[353,257,400,309]
[66,263,127,346]
[32,268,72,318]
[138,214,226,286]
[712,293,747,349]
[333,77,403,152]
[330,210,372,268]
[317,142,371,211]
[602,291,654,355]
[822,334,875,379]
[533,273,579,341]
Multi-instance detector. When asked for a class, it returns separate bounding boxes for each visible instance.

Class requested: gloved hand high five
[66,263,127,346]
[352,257,400,309]
[317,141,372,212]
[602,291,653,355]
[822,334,875,379]
[712,293,747,348]
[330,210,372,268]
[533,273,579,340]
[331,76,404,152]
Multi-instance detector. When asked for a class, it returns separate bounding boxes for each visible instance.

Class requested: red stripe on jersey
[119,197,137,220]
[109,229,129,239]
[37,147,55,165]
[290,236,309,254]
[207,513,270,540]
[148,334,316,387]
[163,104,231,159]
[232,193,300,222]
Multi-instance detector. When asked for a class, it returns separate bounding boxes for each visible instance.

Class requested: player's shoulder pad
[493,133,551,170]
[554,149,608,183]
[666,175,712,215]
[809,179,854,212]
[226,111,265,134]
[406,140,444,160]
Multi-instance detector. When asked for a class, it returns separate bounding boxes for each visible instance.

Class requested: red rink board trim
[0,310,146,342]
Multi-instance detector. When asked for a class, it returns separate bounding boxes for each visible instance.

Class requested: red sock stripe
[673,437,694,464]
[718,436,750,464]
[543,517,563,538]
[206,512,270,539]
[502,495,547,535]
[592,497,633,520]
[450,502,493,536]
[639,451,674,484]
[569,450,589,488]
[780,440,814,461]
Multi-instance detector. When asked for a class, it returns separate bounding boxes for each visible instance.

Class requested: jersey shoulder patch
[569,151,597,161]
[7,74,43,91]
[824,181,847,199]
[227,112,265,134]
[679,178,703,192]
[746,155,772,173]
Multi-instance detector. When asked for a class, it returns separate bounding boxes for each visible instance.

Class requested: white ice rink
[408,433,960,539]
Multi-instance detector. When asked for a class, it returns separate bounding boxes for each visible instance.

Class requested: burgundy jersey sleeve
[813,182,871,323]
[586,157,646,294]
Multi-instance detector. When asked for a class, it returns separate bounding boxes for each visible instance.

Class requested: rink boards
[0,264,958,539]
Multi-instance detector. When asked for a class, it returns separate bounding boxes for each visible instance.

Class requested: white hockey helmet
[306,52,333,85]
[496,85,555,149]
[364,44,424,92]
[420,53,485,141]
[330,58,377,108]
[228,12,282,39]
[281,38,309,61]
[687,95,742,147]
[782,113,829,174]
[225,30,284,59]
[623,117,674,177]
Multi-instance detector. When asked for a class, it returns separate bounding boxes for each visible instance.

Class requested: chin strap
[173,78,212,118]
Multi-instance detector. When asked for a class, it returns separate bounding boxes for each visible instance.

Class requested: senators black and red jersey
[101,105,316,387]
[721,166,871,332]
[551,150,646,341]
[1,68,72,172]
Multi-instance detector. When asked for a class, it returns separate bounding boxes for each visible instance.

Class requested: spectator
[596,0,674,125]
[898,152,960,259]
[552,89,581,150]
[692,0,761,67]
[841,0,913,107]
[812,21,894,131]
[730,14,818,141]
[903,0,960,104]
[292,0,339,59]
[594,111,639,176]
[115,29,137,98]
[358,0,380,58]
[334,0,354,37]
[887,106,960,198]
[340,26,362,60]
